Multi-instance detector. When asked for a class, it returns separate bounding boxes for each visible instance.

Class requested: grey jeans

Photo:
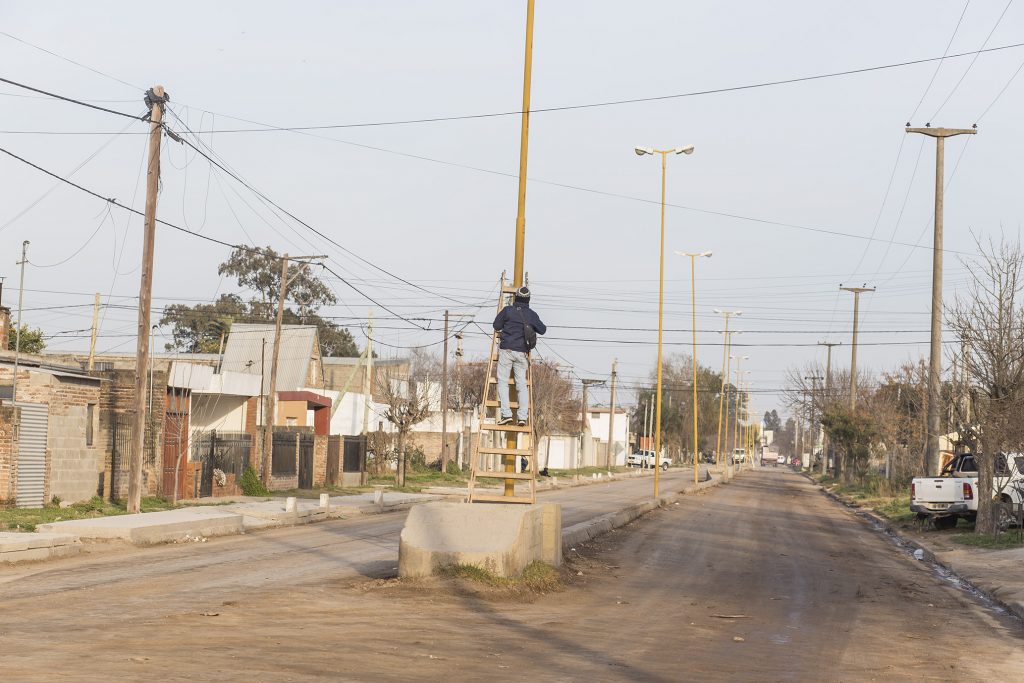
[496,349,529,420]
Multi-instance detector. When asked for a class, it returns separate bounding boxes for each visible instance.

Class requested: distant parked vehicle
[777,453,787,466]
[911,452,1024,530]
[627,450,670,471]
[731,448,746,465]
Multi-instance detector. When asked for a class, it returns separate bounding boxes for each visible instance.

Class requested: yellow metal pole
[717,328,731,469]
[733,357,742,470]
[690,255,699,486]
[512,0,535,287]
[653,151,667,499]
[506,0,535,497]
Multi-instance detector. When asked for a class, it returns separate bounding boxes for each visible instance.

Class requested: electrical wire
[0,75,143,120]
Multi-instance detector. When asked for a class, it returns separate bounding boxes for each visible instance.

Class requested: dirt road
[2,469,1022,681]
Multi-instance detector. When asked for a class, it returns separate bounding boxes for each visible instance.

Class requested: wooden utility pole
[360,311,374,486]
[87,293,100,371]
[906,125,976,476]
[578,378,605,470]
[606,359,617,468]
[127,86,166,514]
[262,253,327,484]
[840,286,875,409]
[804,376,823,472]
[441,310,450,472]
[818,341,841,476]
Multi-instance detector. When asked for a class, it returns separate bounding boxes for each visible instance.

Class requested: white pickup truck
[626,450,670,471]
[911,453,1024,529]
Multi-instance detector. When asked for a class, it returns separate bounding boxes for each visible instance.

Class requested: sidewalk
[812,477,1024,622]
[3,464,728,563]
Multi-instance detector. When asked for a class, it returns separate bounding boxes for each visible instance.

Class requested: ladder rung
[480,423,531,432]
[488,377,531,385]
[484,400,519,408]
[476,446,533,455]
[500,286,520,294]
[471,494,534,504]
[473,470,534,480]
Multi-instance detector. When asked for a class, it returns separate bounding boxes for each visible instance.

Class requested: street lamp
[635,144,696,499]
[676,251,712,485]
[714,310,742,468]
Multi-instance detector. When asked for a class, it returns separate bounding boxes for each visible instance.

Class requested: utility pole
[804,376,823,473]
[262,253,327,484]
[128,86,167,514]
[360,311,374,486]
[906,124,976,476]
[579,378,605,471]
[87,293,100,371]
[11,241,29,404]
[818,341,840,476]
[441,310,450,472]
[606,359,618,469]
[714,310,741,468]
[839,286,875,409]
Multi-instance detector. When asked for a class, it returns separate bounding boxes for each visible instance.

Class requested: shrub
[446,459,463,476]
[240,467,269,496]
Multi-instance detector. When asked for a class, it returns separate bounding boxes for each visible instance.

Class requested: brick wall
[0,366,102,505]
[0,405,20,505]
[411,430,462,466]
[312,434,328,487]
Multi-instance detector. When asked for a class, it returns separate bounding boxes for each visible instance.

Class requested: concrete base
[399,501,562,578]
[37,508,244,545]
[0,532,82,563]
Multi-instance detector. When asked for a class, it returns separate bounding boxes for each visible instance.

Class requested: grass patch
[813,474,916,524]
[950,531,1024,550]
[271,485,366,499]
[438,560,560,593]
[0,495,186,532]
[367,469,470,492]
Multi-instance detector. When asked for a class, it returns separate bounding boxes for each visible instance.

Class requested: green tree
[7,324,45,354]
[763,409,782,432]
[159,294,247,353]
[160,246,359,357]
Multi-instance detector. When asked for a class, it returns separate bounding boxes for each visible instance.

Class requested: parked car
[626,450,671,471]
[911,453,1024,530]
[776,453,787,466]
[731,448,746,465]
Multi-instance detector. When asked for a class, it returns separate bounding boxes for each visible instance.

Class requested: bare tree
[947,235,1024,534]
[375,360,434,487]
[529,360,579,473]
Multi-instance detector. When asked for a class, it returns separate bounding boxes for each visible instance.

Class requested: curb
[561,470,730,551]
[806,474,1024,623]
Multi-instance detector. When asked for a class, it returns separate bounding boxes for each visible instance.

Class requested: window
[285,417,297,427]
[86,403,95,446]
[592,412,601,419]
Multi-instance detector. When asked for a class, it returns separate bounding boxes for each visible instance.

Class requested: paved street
[1,468,1021,681]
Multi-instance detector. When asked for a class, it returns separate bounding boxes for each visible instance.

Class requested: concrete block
[319,493,330,509]
[285,497,297,512]
[399,501,562,579]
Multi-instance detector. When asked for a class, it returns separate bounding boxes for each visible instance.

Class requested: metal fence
[193,430,252,497]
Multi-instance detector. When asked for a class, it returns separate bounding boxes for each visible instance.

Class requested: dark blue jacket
[493,302,546,352]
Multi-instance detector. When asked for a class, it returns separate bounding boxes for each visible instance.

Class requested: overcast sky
[2,1,1023,419]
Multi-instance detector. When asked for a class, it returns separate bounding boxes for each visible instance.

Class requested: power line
[0,75,143,120]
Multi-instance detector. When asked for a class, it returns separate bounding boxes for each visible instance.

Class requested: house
[0,352,103,507]
[585,407,630,467]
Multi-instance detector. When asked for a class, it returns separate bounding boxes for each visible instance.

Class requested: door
[15,403,48,508]
[162,404,190,499]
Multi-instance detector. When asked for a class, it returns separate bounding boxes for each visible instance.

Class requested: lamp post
[676,251,712,485]
[635,145,695,498]
[714,310,742,468]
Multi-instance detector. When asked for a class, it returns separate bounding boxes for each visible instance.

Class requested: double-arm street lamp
[635,145,695,498]
[677,251,712,485]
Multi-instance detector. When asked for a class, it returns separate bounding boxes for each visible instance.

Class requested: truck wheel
[661,462,668,472]
[933,516,957,531]
[996,501,1014,531]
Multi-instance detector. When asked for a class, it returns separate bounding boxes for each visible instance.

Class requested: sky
[2,0,1024,420]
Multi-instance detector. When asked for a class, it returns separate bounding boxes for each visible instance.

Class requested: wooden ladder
[468,279,537,504]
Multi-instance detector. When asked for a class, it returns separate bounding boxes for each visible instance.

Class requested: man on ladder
[492,286,546,426]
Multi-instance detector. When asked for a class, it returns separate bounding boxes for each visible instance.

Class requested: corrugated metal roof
[221,323,319,393]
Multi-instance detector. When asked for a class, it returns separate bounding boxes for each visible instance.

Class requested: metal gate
[16,403,48,508]
[326,435,341,486]
[194,431,251,497]
[298,435,313,489]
